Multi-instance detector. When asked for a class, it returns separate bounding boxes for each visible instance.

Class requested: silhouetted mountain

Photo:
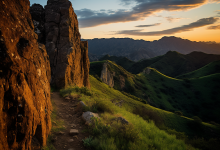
[100,51,220,77]
[130,51,220,77]
[85,36,220,61]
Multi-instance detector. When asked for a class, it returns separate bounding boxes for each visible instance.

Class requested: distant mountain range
[85,36,220,62]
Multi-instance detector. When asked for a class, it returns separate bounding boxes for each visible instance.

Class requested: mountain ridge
[85,36,220,62]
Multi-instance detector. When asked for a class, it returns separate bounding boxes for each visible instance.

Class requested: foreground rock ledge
[0,0,51,149]
[45,0,90,88]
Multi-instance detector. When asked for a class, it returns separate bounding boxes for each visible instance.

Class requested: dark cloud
[75,9,98,18]
[135,23,161,27]
[76,0,209,28]
[207,24,220,29]
[116,17,218,36]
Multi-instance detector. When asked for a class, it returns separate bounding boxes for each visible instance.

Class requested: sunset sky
[30,0,220,42]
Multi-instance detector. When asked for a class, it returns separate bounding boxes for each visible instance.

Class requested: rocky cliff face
[44,0,90,88]
[100,63,115,88]
[0,0,51,149]
[30,4,45,44]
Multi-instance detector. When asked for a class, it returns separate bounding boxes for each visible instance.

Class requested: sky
[30,0,220,42]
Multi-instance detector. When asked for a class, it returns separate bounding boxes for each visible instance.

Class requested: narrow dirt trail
[51,92,89,150]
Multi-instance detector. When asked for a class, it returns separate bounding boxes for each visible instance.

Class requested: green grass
[61,79,196,150]
[61,75,220,149]
[91,60,220,125]
[177,60,220,79]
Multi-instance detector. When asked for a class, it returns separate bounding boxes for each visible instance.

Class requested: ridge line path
[51,92,89,150]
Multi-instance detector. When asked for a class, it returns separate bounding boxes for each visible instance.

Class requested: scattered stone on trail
[65,96,71,100]
[82,111,99,125]
[68,139,74,142]
[69,129,79,135]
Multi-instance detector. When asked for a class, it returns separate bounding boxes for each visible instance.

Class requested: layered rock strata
[44,0,90,88]
[0,0,51,149]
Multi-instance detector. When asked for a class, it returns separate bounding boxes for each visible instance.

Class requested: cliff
[100,63,115,88]
[42,0,90,88]
[0,0,51,149]
[30,4,46,44]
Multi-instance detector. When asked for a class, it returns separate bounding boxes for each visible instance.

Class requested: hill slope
[177,60,220,79]
[90,60,220,125]
[60,75,220,150]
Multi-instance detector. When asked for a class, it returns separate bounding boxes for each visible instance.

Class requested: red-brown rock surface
[45,0,90,88]
[0,0,51,149]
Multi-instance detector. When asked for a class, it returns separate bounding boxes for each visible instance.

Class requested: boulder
[82,111,99,124]
[0,0,51,149]
[44,0,90,88]
[69,129,79,135]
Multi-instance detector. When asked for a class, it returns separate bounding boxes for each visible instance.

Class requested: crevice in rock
[17,38,29,57]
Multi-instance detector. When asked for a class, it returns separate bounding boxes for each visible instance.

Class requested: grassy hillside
[177,60,220,79]
[90,60,220,125]
[60,76,220,150]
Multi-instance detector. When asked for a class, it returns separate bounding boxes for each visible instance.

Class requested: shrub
[82,136,93,148]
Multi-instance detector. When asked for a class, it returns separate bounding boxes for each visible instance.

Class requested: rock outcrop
[30,4,46,44]
[44,0,90,88]
[0,0,51,149]
[100,63,115,88]
[143,67,151,74]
